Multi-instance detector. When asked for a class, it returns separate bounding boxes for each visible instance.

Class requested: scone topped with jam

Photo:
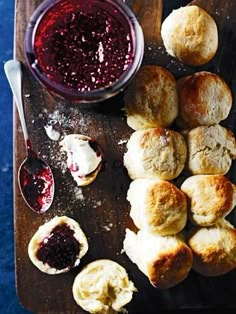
[60,134,103,186]
[28,216,88,274]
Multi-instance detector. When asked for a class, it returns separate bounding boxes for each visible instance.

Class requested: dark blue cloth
[0,1,189,313]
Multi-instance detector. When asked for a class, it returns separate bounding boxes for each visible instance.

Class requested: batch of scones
[122,5,236,287]
[26,4,236,313]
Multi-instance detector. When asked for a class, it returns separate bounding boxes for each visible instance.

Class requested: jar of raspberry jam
[24,0,144,103]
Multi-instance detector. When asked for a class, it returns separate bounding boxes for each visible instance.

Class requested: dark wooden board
[13,0,236,312]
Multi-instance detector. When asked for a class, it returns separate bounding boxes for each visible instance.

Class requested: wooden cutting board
[14,0,236,312]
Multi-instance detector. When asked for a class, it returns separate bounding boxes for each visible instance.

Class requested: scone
[123,65,178,130]
[161,5,218,66]
[60,134,103,186]
[123,229,193,288]
[188,219,236,276]
[127,179,187,235]
[181,175,236,226]
[177,71,232,128]
[185,124,236,175]
[124,128,187,180]
[72,259,137,313]
[28,216,88,274]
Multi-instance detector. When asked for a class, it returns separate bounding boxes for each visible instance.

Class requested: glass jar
[24,0,144,103]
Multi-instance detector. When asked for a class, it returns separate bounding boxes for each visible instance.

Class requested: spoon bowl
[4,59,54,214]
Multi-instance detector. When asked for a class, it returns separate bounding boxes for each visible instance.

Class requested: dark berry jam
[19,151,54,214]
[88,140,102,157]
[36,223,80,270]
[32,0,135,93]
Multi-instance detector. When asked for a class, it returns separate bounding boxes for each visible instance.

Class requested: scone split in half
[28,216,88,274]
[60,134,103,186]
[72,259,137,313]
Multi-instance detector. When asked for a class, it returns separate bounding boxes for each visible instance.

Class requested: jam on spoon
[4,59,54,214]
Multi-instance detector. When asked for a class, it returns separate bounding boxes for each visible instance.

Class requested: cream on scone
[124,128,187,180]
[72,259,137,313]
[181,175,236,226]
[188,219,236,276]
[28,216,88,274]
[127,179,187,236]
[123,65,178,130]
[185,124,236,175]
[123,229,193,289]
[177,71,232,128]
[60,134,103,186]
[161,5,218,66]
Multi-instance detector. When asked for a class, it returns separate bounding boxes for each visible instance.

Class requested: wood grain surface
[13,0,236,312]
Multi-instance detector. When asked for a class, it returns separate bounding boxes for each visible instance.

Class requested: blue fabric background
[0,1,189,313]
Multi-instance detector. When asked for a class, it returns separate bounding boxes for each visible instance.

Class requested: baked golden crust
[181,175,236,226]
[161,5,218,66]
[123,229,193,289]
[123,65,178,130]
[127,179,187,235]
[72,259,137,313]
[185,124,236,175]
[188,220,236,276]
[177,71,232,128]
[124,128,187,180]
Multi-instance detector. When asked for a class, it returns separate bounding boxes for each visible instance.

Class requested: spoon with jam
[4,59,54,214]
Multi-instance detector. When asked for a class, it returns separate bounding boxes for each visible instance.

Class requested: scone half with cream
[72,259,137,313]
[127,179,187,236]
[28,216,88,274]
[60,134,103,186]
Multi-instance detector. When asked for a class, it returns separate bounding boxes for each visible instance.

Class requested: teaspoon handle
[4,59,30,146]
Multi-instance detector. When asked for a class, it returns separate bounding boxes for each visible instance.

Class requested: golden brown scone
[124,128,187,180]
[177,71,232,128]
[161,5,218,66]
[188,219,236,276]
[123,65,178,130]
[185,124,236,175]
[181,175,236,226]
[28,216,88,274]
[123,229,193,289]
[127,179,187,235]
[72,259,137,313]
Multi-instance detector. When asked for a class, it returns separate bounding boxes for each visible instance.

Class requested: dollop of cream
[60,134,102,181]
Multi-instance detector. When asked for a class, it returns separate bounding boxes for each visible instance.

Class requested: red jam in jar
[25,0,144,102]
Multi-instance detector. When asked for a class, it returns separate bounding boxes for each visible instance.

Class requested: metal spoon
[4,59,54,214]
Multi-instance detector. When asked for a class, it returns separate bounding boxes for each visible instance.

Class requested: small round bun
[72,259,137,313]
[28,216,88,274]
[127,179,187,235]
[123,65,178,130]
[124,128,187,180]
[161,5,218,66]
[177,71,232,128]
[185,125,236,175]
[123,229,193,288]
[181,175,236,226]
[60,134,103,186]
[188,220,236,276]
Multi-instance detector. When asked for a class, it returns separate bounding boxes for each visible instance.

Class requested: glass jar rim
[24,0,144,102]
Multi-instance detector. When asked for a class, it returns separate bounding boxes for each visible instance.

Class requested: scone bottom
[36,223,80,270]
